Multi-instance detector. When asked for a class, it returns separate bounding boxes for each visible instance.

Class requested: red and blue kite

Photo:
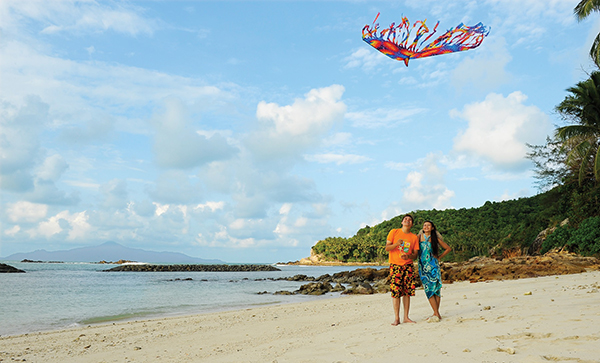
[362,13,490,66]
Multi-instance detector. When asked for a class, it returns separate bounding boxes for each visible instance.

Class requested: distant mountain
[1,241,224,264]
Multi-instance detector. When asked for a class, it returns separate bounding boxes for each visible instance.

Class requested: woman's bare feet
[391,320,400,326]
[403,318,416,323]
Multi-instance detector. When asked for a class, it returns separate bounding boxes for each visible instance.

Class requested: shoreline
[2,270,599,362]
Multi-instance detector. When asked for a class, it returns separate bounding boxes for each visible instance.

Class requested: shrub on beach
[542,216,600,256]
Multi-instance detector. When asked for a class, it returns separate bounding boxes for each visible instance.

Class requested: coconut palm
[575,0,600,67]
[555,71,600,185]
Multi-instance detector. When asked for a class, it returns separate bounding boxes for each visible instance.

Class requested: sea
[0,261,377,337]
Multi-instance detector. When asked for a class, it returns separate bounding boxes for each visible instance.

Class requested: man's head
[402,214,414,229]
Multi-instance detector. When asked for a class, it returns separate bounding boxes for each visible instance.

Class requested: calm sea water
[0,261,376,337]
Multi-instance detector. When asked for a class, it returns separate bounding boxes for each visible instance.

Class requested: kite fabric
[362,13,490,66]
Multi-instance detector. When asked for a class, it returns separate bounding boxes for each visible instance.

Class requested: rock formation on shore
[103,264,281,272]
[268,251,600,296]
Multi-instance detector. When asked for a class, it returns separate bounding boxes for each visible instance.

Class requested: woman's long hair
[424,220,439,258]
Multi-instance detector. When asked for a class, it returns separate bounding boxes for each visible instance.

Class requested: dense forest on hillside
[312,179,600,264]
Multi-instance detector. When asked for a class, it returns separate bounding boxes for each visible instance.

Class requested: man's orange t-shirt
[387,229,419,266]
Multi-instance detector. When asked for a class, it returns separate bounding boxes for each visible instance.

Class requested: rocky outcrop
[0,263,26,273]
[266,251,600,296]
[96,260,137,264]
[21,259,63,263]
[103,264,281,272]
[441,251,600,283]
[527,218,569,255]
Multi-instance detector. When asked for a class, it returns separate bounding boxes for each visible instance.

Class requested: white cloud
[0,41,230,126]
[452,91,552,171]
[0,96,48,192]
[36,154,69,181]
[403,170,455,210]
[304,153,371,165]
[4,225,21,236]
[151,98,238,169]
[401,154,455,210]
[343,47,387,71]
[29,210,91,240]
[2,0,156,36]
[382,153,455,215]
[247,85,346,161]
[346,107,426,128]
[7,201,48,223]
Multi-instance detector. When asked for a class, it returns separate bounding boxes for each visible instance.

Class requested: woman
[418,220,451,322]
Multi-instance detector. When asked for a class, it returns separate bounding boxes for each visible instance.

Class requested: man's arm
[385,239,402,251]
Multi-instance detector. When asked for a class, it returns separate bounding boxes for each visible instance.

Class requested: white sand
[1,270,599,363]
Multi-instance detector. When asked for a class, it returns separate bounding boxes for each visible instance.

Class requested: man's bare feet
[391,320,400,326]
[403,318,416,323]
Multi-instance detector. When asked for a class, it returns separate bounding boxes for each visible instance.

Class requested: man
[385,214,419,325]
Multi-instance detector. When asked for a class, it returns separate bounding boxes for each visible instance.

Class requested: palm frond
[575,0,600,21]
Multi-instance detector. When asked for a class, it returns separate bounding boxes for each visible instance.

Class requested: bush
[568,216,600,256]
[541,224,572,254]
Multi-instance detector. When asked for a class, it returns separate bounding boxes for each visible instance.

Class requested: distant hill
[1,241,224,264]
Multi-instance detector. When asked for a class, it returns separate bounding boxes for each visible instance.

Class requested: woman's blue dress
[418,235,442,299]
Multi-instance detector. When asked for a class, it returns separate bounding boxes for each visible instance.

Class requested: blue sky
[1,0,598,263]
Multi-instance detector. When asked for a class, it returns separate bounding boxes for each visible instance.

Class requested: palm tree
[575,0,600,67]
[555,71,600,185]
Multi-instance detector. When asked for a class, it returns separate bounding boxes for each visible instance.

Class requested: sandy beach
[1,270,599,363]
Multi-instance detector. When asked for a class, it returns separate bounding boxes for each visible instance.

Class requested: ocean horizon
[0,261,375,337]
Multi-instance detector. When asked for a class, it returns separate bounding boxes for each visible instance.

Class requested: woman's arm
[437,238,452,260]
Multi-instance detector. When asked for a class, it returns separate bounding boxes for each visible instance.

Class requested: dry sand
[1,270,599,363]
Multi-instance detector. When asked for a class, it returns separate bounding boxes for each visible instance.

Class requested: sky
[1,0,599,263]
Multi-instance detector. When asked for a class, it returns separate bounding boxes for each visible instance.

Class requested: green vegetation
[312,182,600,263]
[575,0,600,67]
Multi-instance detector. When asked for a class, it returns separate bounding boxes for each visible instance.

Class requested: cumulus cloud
[452,91,552,171]
[247,85,346,161]
[379,153,455,222]
[0,96,48,192]
[6,201,48,223]
[152,98,238,169]
[401,153,455,211]
[36,155,69,182]
[28,210,91,240]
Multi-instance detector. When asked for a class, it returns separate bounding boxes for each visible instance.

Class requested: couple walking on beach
[386,214,452,325]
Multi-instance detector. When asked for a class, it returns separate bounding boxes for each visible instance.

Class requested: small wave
[80,310,162,325]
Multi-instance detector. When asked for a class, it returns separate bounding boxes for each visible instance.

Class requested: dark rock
[21,259,63,263]
[274,290,294,295]
[296,282,333,295]
[342,282,374,295]
[103,264,281,272]
[330,282,346,292]
[0,263,26,273]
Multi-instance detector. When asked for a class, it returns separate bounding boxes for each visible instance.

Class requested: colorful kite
[362,13,490,66]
